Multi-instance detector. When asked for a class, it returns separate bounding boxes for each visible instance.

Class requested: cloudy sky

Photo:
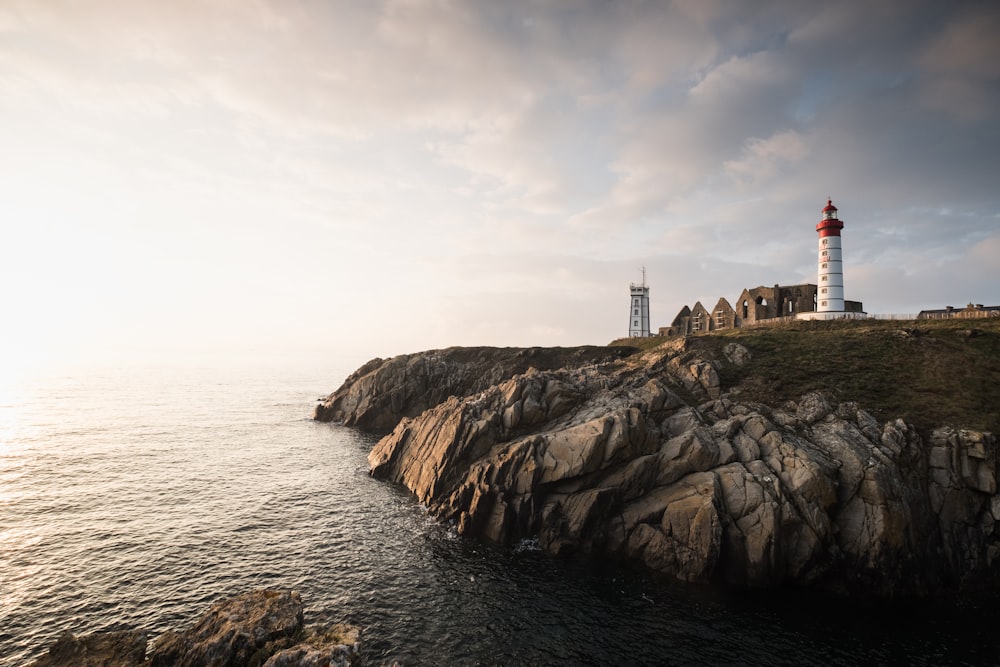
[1,0,998,374]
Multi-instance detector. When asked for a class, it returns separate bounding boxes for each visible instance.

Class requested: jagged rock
[31,591,360,667]
[611,473,722,582]
[148,590,304,667]
[352,342,1000,595]
[796,391,832,425]
[263,625,360,667]
[29,629,148,667]
[926,427,1000,583]
[723,342,752,366]
[313,346,636,434]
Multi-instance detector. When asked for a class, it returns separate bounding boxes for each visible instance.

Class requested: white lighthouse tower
[816,199,845,312]
[628,268,651,337]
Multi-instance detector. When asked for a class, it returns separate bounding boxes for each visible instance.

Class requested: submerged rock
[28,629,148,667]
[353,342,1000,596]
[30,590,359,667]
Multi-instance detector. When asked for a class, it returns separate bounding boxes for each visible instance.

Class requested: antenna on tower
[641,266,647,288]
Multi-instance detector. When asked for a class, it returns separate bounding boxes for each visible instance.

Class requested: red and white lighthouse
[816,199,845,312]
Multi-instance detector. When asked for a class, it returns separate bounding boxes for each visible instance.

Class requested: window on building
[692,314,701,332]
[634,320,638,326]
[634,299,639,306]
[821,300,828,307]
[634,308,638,315]
[821,275,828,281]
[715,311,725,328]
[822,288,828,294]
[821,250,828,256]
[822,239,828,246]
[822,262,828,268]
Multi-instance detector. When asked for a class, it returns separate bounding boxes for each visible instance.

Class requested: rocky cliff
[319,337,1000,596]
[314,346,635,434]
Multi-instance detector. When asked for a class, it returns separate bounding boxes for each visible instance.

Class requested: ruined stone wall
[674,284,823,333]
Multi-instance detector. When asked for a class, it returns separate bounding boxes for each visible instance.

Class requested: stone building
[917,303,1000,320]
[735,284,818,324]
[710,298,737,330]
[662,283,864,336]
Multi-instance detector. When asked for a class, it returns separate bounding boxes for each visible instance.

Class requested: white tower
[816,199,845,312]
[629,268,651,337]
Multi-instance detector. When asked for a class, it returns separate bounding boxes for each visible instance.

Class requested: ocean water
[1,363,997,666]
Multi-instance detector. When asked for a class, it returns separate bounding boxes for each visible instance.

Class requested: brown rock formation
[30,590,358,667]
[313,345,637,434]
[148,589,305,667]
[356,339,1000,595]
[28,629,148,667]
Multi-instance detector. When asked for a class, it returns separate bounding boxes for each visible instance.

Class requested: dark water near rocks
[1,364,997,666]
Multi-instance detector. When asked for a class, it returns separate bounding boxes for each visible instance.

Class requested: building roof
[670,305,691,327]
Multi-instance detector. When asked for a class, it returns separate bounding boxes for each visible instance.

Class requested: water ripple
[2,367,998,666]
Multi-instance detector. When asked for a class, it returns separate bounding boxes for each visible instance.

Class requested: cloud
[0,0,997,366]
[850,232,1000,314]
[919,3,1000,122]
[724,129,809,188]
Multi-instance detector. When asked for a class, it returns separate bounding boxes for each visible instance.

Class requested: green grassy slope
[613,318,1000,435]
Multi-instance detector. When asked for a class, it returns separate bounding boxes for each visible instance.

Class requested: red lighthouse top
[817,198,844,236]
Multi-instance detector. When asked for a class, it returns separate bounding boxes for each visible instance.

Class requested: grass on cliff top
[612,318,1000,434]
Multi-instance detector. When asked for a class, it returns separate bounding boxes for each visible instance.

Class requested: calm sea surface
[1,363,997,666]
